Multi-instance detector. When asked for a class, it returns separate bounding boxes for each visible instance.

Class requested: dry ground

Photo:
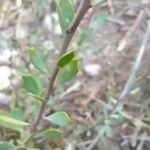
[0,0,150,149]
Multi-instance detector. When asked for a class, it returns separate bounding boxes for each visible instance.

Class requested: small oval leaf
[0,115,29,131]
[28,47,46,72]
[35,129,62,140]
[57,50,75,67]
[55,0,75,34]
[22,75,40,95]
[45,111,70,127]
[58,58,78,84]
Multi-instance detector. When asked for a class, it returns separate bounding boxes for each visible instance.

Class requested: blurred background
[0,0,150,149]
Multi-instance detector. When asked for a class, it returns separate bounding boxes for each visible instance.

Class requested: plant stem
[31,0,91,132]
[86,17,150,150]
[111,19,150,114]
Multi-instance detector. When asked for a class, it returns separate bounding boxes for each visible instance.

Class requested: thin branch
[123,134,150,142]
[111,19,150,113]
[31,0,92,132]
[107,0,114,15]
[86,18,150,150]
[117,10,145,51]
[86,134,101,150]
[0,0,9,29]
[0,61,13,67]
[137,132,147,150]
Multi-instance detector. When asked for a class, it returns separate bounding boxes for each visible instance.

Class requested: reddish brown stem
[31,0,91,132]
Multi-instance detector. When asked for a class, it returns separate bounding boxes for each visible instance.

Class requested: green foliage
[58,58,78,84]
[103,94,124,125]
[55,0,75,34]
[22,75,40,95]
[0,142,13,150]
[98,124,113,139]
[109,113,124,124]
[10,108,23,121]
[57,50,75,67]
[45,111,70,127]
[106,93,116,104]
[57,49,78,84]
[35,129,62,140]
[2,0,149,149]
[0,115,29,131]
[28,47,46,72]
[95,93,125,140]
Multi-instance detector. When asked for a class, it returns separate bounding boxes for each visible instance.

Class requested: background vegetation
[0,0,150,149]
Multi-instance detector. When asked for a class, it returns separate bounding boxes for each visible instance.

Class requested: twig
[111,19,150,114]
[86,19,150,150]
[107,0,114,15]
[77,140,93,148]
[31,0,92,132]
[117,10,145,51]
[0,0,9,29]
[123,134,150,142]
[86,134,101,150]
[137,132,147,150]
[0,61,13,67]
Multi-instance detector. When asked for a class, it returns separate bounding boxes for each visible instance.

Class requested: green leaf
[109,113,124,124]
[0,115,29,131]
[58,58,78,84]
[98,125,113,139]
[10,108,23,121]
[57,50,75,67]
[22,75,40,95]
[28,47,46,72]
[55,0,75,34]
[0,142,13,150]
[35,129,62,140]
[45,111,70,127]
[106,93,116,104]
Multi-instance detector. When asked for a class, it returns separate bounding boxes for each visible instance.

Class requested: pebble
[84,64,101,77]
[0,93,11,107]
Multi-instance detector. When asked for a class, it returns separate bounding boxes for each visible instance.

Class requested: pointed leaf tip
[45,111,70,127]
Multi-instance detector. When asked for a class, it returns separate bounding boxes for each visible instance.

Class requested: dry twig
[86,18,150,150]
[107,0,114,15]
[112,19,150,113]
[117,10,145,51]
